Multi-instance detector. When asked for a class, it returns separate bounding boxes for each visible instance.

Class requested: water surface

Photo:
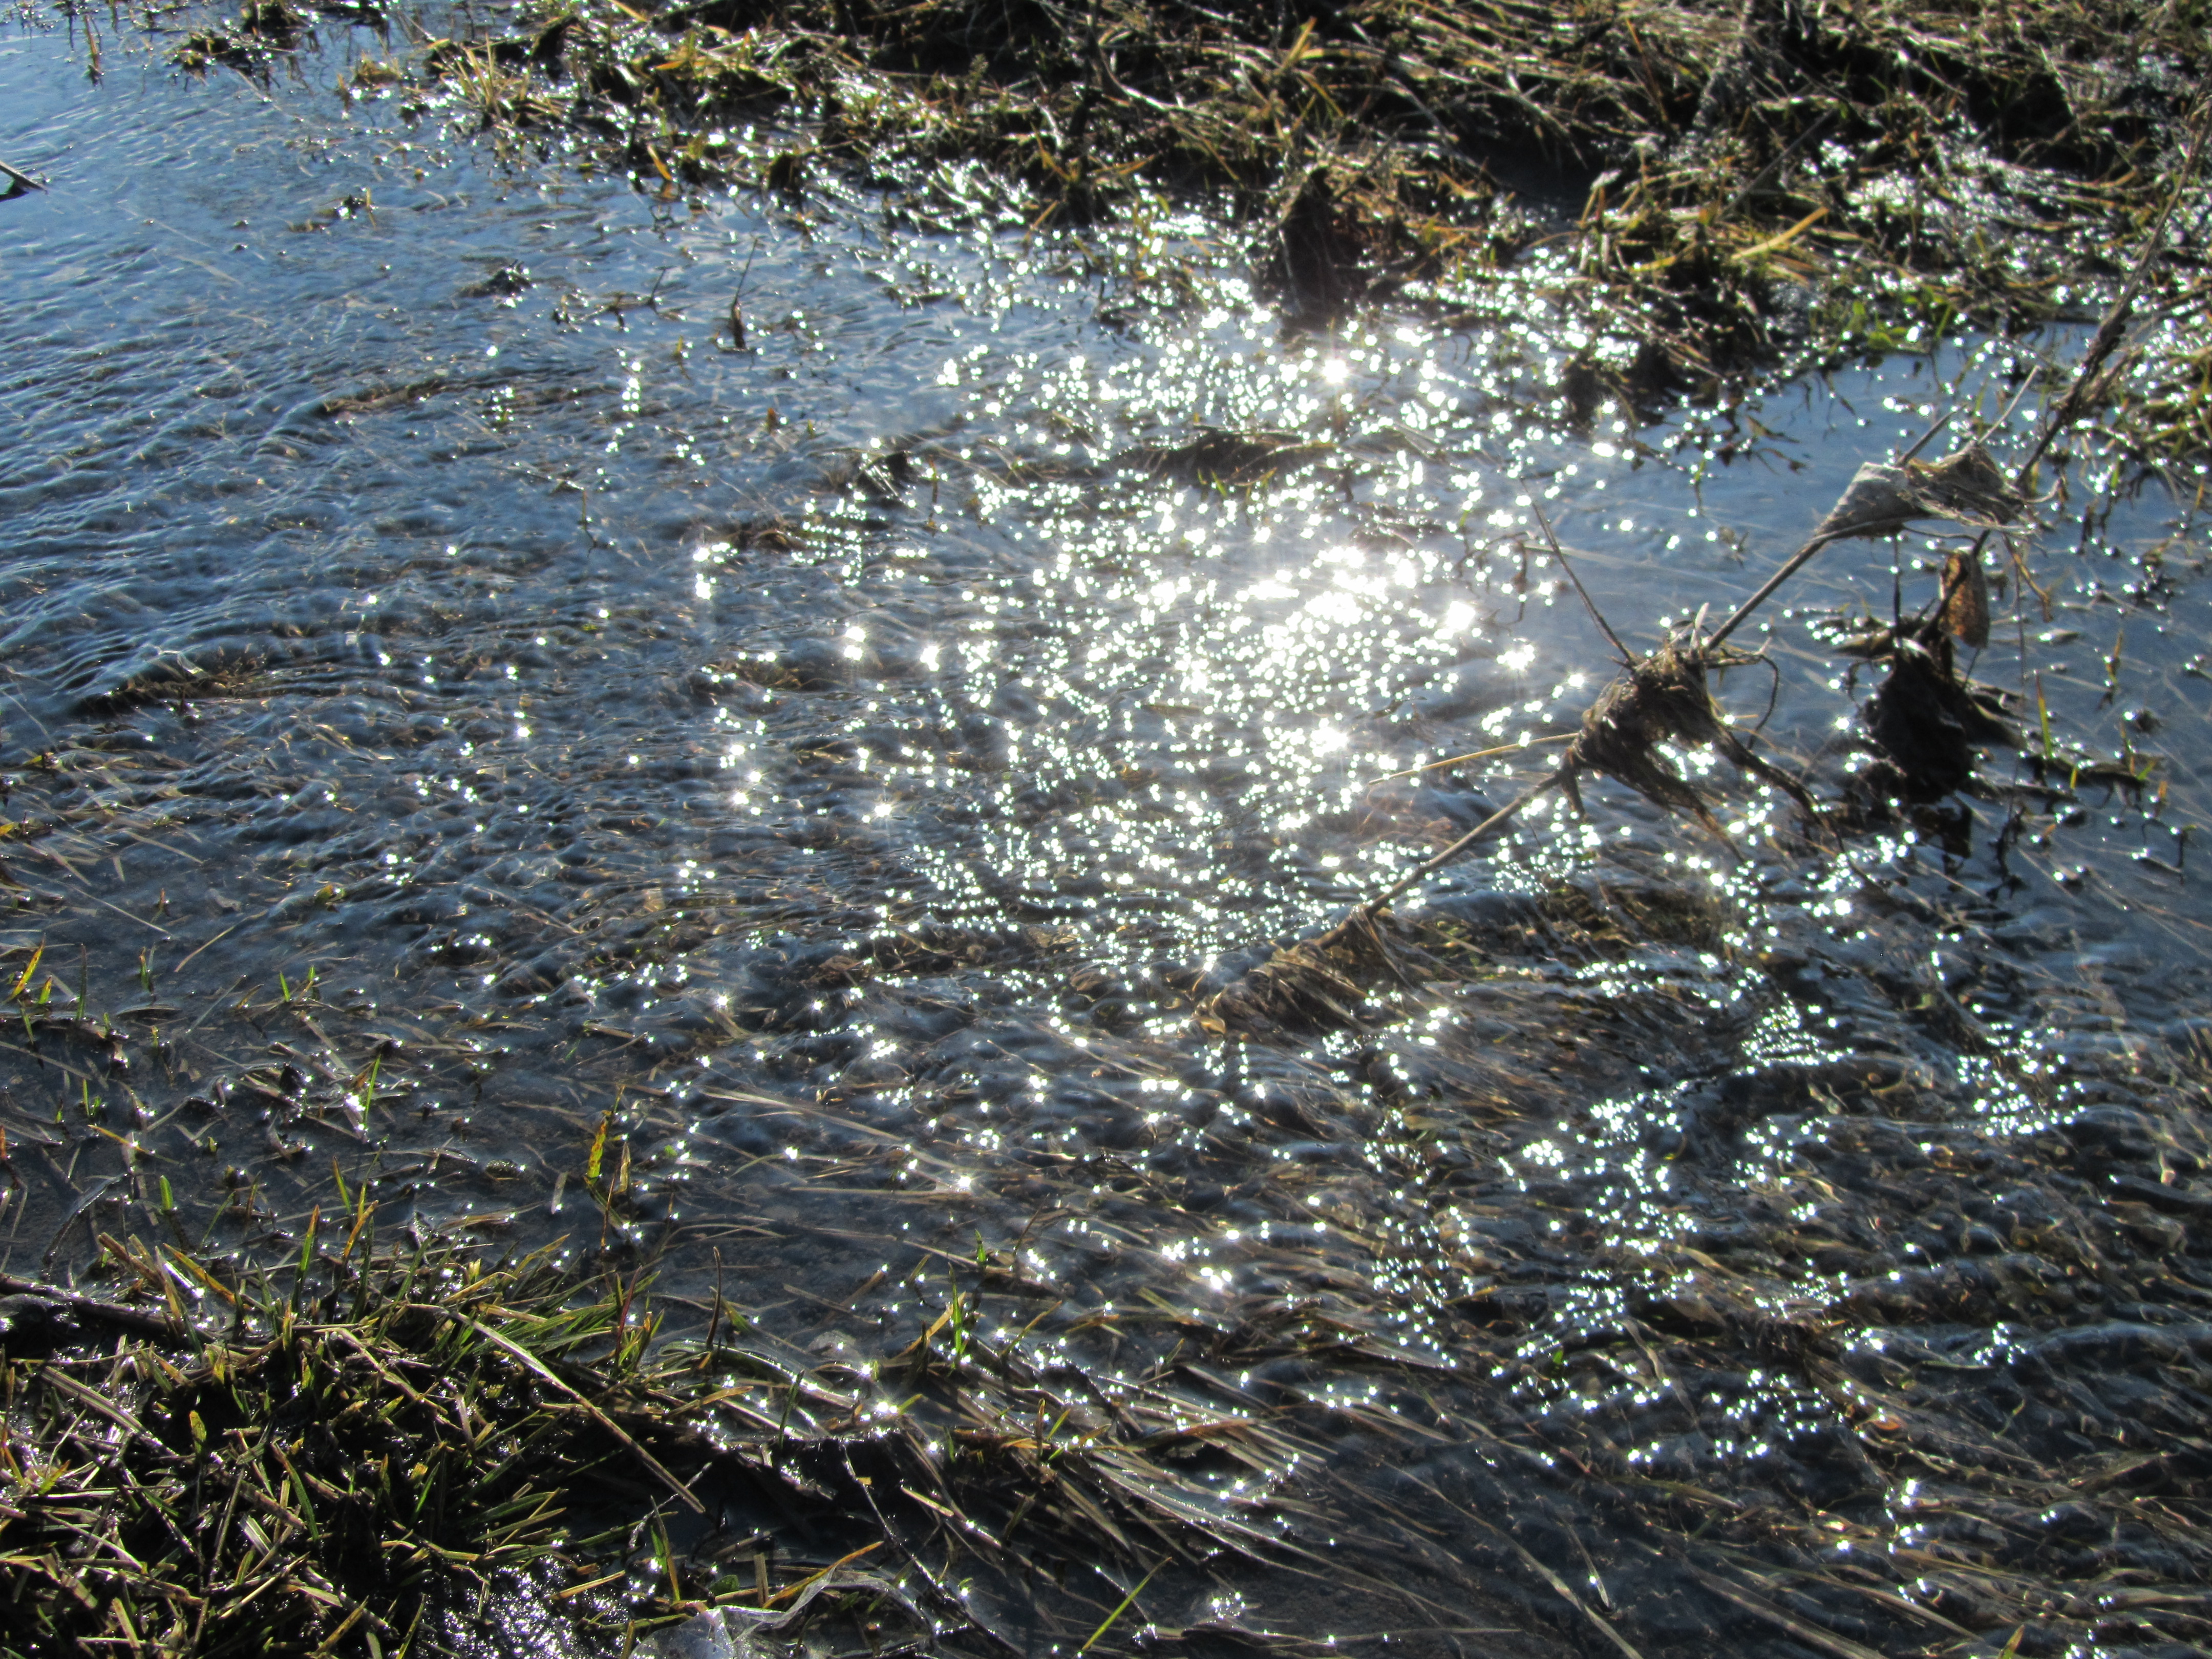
[4,11,2211,1655]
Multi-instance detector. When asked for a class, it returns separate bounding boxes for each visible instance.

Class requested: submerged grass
[5,708,2212,1659]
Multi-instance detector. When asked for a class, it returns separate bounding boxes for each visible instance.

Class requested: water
[4,7,2212,1655]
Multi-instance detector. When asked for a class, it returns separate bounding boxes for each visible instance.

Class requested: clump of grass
[0,1181,1311,1658]
[0,1233,711,1655]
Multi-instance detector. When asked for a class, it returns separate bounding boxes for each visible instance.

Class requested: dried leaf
[1560,631,1818,843]
[1810,444,2027,542]
[1939,548,1990,649]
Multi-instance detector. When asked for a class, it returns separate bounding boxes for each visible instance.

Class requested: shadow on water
[2,5,2212,1656]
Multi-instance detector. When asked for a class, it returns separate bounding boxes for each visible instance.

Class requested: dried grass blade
[1682,1562,1890,1659]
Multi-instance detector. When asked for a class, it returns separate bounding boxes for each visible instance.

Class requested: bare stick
[1896,397,1959,464]
[1902,98,2212,633]
[1366,732,1575,782]
[2013,101,2207,485]
[0,158,41,193]
[1710,373,1993,649]
[1532,504,1631,659]
[1705,527,1845,649]
[1365,770,1565,912]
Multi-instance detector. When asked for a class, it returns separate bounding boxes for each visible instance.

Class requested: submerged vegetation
[10,862,2212,1659]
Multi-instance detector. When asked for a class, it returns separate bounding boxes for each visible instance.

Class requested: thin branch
[1531,503,1632,659]
[1710,97,2209,653]
[1365,771,1566,912]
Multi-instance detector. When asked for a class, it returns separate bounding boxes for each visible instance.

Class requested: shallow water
[4,7,2212,1656]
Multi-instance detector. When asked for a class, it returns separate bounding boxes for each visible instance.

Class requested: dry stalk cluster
[1197,237,2181,1037]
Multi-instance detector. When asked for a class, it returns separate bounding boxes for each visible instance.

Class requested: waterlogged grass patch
[186,0,2212,440]
[0,1208,1306,1656]
[0,1239,717,1654]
